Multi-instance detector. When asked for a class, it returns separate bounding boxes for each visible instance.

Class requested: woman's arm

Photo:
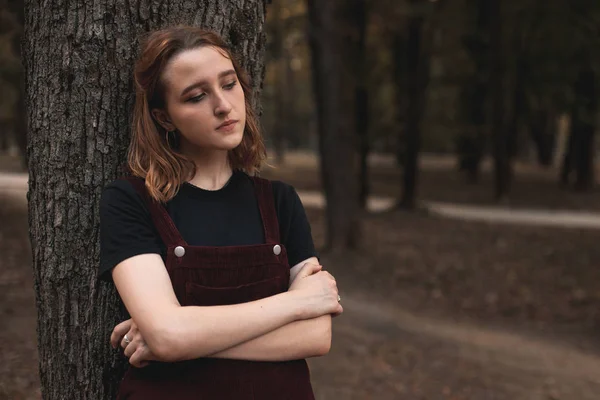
[112,254,339,362]
[208,314,331,361]
[208,257,333,361]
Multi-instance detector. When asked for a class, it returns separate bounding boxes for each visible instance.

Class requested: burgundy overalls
[116,176,315,399]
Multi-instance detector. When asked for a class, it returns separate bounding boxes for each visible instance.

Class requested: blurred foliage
[2,0,599,166]
[259,0,600,159]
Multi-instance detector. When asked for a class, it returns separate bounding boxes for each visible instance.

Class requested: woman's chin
[219,131,244,149]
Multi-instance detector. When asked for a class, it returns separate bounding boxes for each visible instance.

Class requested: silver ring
[337,295,341,302]
[124,334,131,345]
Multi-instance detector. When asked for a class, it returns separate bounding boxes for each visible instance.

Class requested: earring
[165,130,173,148]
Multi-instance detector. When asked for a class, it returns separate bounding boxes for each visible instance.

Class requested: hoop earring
[165,130,174,148]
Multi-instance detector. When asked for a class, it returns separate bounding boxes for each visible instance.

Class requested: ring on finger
[124,334,131,345]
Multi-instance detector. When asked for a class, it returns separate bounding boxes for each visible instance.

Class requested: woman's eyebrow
[180,69,237,97]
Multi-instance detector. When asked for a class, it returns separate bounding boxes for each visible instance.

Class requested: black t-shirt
[98,171,317,283]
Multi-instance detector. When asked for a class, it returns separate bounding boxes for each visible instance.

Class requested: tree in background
[394,0,445,209]
[457,0,490,183]
[307,0,362,250]
[562,53,598,190]
[356,0,370,210]
[0,0,26,162]
[488,0,512,201]
[23,1,268,398]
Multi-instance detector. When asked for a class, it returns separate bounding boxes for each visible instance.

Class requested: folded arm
[208,257,331,361]
[112,253,306,362]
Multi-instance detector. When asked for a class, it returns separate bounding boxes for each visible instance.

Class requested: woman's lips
[216,120,238,131]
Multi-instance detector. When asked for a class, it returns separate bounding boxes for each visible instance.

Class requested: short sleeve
[272,181,318,267]
[98,179,164,283]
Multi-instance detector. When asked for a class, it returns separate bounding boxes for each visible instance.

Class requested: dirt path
[6,171,600,229]
[310,292,600,399]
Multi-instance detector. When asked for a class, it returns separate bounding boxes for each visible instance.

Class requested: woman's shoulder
[269,179,297,200]
[100,177,146,212]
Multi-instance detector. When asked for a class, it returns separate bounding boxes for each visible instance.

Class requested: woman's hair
[127,25,266,203]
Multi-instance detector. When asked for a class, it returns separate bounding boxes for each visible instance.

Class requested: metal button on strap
[273,244,281,256]
[174,246,185,257]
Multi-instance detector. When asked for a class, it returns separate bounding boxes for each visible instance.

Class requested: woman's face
[155,46,246,153]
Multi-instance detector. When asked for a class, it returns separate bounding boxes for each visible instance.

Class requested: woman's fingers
[299,261,322,278]
[129,345,151,368]
[124,336,137,358]
[121,330,134,351]
[110,319,132,349]
[332,304,344,318]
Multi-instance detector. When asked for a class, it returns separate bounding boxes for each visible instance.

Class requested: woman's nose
[214,91,233,116]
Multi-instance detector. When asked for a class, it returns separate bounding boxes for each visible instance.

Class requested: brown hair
[127,26,266,203]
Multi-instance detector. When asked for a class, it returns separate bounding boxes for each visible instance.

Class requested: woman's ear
[151,108,176,132]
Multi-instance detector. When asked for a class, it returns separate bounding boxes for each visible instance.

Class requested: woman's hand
[289,259,320,287]
[288,262,343,319]
[110,318,158,368]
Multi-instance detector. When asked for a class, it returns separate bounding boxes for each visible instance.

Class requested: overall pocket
[185,276,286,306]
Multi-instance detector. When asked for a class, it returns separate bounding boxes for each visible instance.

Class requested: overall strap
[124,177,187,247]
[250,176,280,244]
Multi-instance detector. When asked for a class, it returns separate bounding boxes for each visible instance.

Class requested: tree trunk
[392,32,408,169]
[399,0,433,210]
[307,0,361,251]
[0,123,9,152]
[23,2,268,398]
[507,52,525,162]
[529,107,556,167]
[560,123,576,186]
[489,0,511,201]
[574,123,595,190]
[561,61,598,190]
[7,0,27,167]
[458,0,491,183]
[573,64,597,190]
[355,0,369,210]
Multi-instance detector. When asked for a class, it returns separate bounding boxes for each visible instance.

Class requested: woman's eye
[188,93,206,103]
[224,80,237,90]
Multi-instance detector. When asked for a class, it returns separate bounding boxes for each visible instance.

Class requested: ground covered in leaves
[2,155,600,399]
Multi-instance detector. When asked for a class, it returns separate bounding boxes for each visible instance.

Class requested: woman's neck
[184,148,233,191]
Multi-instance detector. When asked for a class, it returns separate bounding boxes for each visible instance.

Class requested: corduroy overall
[116,176,315,399]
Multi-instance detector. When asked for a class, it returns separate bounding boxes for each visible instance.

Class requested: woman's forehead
[163,47,234,90]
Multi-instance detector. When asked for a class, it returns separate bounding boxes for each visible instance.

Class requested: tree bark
[23,1,268,398]
[307,0,361,251]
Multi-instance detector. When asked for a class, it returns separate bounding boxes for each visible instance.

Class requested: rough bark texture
[22,1,267,399]
[307,0,361,251]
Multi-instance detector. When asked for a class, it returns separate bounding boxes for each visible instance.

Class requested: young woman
[98,26,342,399]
